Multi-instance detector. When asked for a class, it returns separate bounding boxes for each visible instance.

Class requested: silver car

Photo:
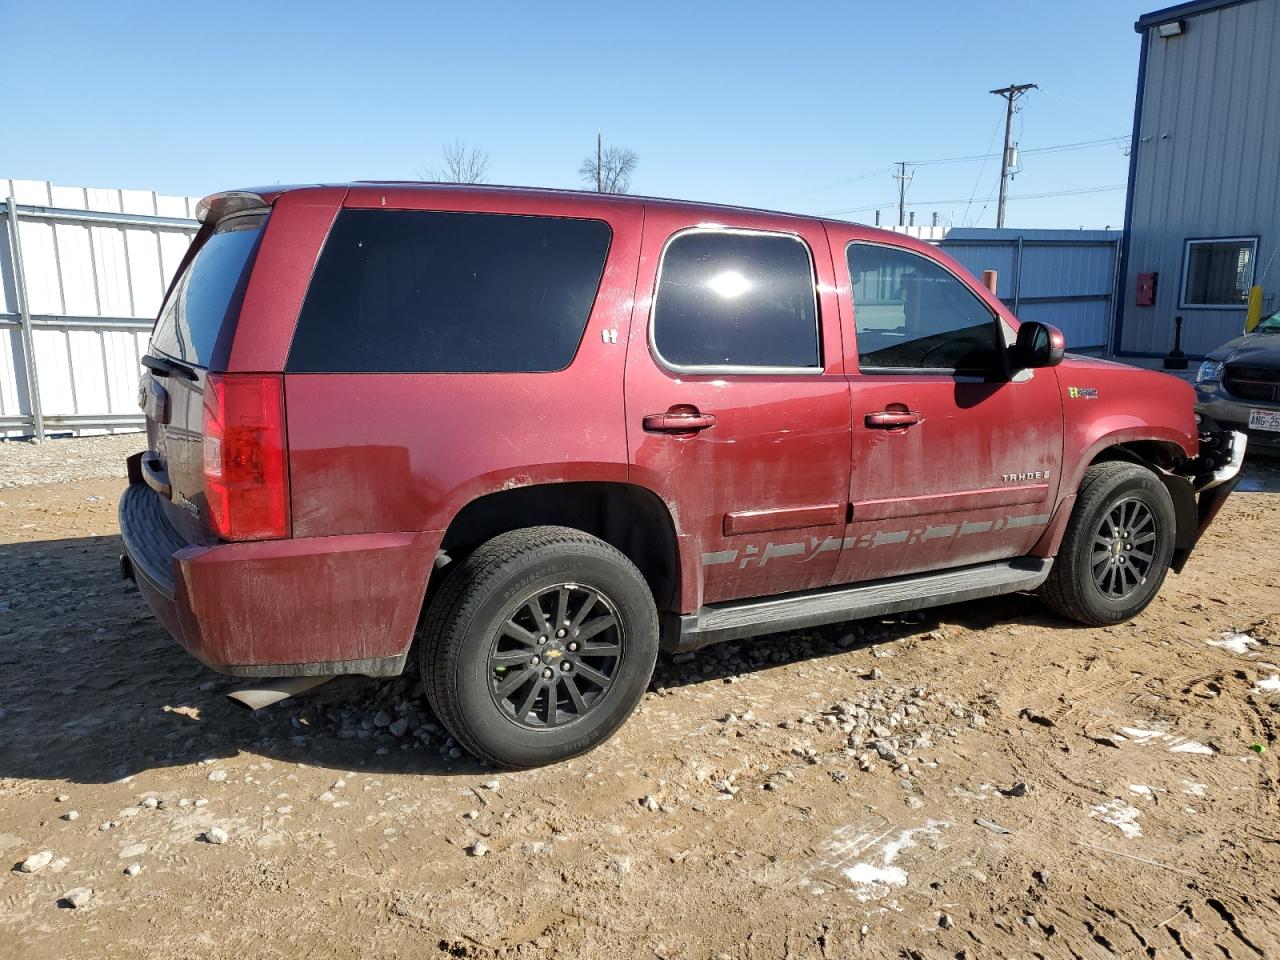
[1196,311,1280,453]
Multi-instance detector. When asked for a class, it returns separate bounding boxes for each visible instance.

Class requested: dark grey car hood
[1207,330,1280,365]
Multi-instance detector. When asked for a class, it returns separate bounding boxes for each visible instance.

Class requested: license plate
[1249,408,1280,432]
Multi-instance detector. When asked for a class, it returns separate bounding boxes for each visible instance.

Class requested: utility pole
[596,131,603,193]
[893,162,913,226]
[990,82,1036,228]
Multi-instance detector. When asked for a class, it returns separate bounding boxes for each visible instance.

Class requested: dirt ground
[3,447,1280,959]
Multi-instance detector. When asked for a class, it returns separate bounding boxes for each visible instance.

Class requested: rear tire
[420,526,659,769]
[1039,462,1176,626]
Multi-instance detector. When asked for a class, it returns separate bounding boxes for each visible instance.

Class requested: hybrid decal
[1067,386,1099,399]
[702,511,1053,567]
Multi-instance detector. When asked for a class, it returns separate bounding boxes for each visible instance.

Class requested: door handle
[643,410,717,434]
[865,410,922,429]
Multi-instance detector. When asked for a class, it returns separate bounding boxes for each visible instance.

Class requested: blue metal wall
[939,228,1121,350]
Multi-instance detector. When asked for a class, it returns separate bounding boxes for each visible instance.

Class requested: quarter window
[152,213,266,368]
[287,210,611,373]
[1180,237,1257,308]
[847,243,1002,374]
[652,230,820,370]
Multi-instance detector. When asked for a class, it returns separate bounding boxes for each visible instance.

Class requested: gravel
[0,433,142,488]
[18,850,53,873]
[61,887,93,909]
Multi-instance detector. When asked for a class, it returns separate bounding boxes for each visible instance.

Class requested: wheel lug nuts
[561,662,572,672]
[556,629,567,638]
[567,642,578,652]
[542,668,553,679]
[537,636,547,644]
[530,655,540,665]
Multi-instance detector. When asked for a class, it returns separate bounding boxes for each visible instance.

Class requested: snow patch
[1091,799,1143,839]
[816,820,949,903]
[1119,727,1165,742]
[1208,632,1259,656]
[1117,727,1215,755]
[1253,675,1280,694]
[1168,740,1215,755]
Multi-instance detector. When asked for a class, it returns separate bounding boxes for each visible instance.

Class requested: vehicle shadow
[1238,456,1280,494]
[0,531,1072,785]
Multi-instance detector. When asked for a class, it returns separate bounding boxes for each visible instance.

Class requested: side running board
[669,557,1053,651]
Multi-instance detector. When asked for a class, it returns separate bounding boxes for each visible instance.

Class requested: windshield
[1257,311,1280,332]
[151,213,267,367]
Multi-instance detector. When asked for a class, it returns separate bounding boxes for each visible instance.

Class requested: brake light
[202,373,290,541]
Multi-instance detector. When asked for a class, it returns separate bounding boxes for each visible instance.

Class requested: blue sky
[2,1,1154,228]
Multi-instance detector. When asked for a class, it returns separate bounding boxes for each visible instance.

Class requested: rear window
[151,213,266,368]
[286,210,612,373]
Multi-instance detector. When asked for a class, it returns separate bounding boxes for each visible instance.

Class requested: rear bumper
[118,480,438,677]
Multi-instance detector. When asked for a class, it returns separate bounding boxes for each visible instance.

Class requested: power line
[961,113,1007,227]
[820,182,1126,217]
[794,134,1130,203]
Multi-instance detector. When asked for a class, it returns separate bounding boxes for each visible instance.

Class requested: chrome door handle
[865,410,922,429]
[643,411,717,434]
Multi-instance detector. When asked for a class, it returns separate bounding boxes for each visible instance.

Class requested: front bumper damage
[1169,429,1246,572]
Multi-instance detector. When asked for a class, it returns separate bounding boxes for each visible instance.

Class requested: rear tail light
[202,373,290,541]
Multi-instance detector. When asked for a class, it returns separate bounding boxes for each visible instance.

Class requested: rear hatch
[139,209,269,544]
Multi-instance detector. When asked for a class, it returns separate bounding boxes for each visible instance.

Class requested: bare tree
[428,139,491,184]
[579,141,638,194]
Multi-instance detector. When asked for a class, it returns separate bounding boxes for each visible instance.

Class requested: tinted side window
[287,210,611,373]
[152,213,266,368]
[653,231,820,369]
[848,243,1002,374]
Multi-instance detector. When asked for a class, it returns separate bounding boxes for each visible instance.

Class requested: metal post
[1013,235,1025,314]
[894,161,912,226]
[3,197,44,440]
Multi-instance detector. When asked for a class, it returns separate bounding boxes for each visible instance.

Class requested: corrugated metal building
[1117,0,1280,358]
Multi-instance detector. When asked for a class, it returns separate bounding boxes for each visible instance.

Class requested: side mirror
[1012,321,1066,369]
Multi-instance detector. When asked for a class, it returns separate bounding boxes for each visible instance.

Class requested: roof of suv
[223,181,900,238]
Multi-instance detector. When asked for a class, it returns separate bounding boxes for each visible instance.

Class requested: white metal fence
[0,178,199,439]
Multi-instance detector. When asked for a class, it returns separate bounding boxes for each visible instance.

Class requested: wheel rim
[1090,496,1158,600]
[487,582,624,730]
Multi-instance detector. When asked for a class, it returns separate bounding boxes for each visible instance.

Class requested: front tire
[420,526,659,769]
[1039,462,1176,626]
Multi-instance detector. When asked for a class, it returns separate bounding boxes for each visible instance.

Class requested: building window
[1180,237,1257,309]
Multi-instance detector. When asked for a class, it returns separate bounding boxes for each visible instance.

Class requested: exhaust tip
[226,675,332,711]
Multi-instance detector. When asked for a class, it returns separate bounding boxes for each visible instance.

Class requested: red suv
[120,183,1244,768]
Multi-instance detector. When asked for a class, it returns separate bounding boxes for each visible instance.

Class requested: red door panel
[625,208,851,612]
[826,226,1064,584]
